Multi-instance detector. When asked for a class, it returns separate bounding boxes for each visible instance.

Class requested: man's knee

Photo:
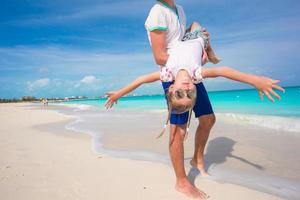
[198,114,216,130]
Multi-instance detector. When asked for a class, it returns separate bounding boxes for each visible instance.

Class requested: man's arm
[105,72,160,109]
[149,30,169,66]
[202,67,285,101]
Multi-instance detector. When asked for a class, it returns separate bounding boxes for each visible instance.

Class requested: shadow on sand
[187,136,265,185]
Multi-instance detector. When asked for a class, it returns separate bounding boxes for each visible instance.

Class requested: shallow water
[62,86,300,118]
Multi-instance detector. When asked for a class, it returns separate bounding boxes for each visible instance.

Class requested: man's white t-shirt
[145,0,186,54]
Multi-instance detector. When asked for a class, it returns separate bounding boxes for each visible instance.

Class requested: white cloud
[27,78,50,91]
[74,75,101,88]
[0,45,154,75]
[37,67,49,73]
[80,75,98,84]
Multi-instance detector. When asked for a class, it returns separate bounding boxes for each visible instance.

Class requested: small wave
[64,117,84,133]
[218,113,300,133]
[54,103,92,112]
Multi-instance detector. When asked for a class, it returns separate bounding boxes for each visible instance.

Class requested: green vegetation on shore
[0,96,38,103]
[0,96,89,103]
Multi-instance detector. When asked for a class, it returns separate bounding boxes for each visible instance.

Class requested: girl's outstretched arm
[201,67,285,102]
[105,72,160,109]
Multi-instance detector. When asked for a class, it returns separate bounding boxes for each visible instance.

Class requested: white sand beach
[0,103,296,200]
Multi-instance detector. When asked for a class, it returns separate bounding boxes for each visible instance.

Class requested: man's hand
[253,76,285,102]
[104,91,120,109]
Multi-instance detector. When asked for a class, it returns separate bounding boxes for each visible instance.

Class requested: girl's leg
[189,22,202,32]
[187,21,221,64]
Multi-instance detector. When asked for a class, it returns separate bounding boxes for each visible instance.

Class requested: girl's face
[168,70,196,110]
[169,85,196,109]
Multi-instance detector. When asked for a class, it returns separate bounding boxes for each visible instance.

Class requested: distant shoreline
[1,85,299,101]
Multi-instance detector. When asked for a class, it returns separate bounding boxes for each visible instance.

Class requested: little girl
[105,24,284,138]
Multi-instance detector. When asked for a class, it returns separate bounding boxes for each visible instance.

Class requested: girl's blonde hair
[156,91,196,140]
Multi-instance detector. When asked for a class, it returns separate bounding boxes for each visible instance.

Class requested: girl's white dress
[160,37,205,84]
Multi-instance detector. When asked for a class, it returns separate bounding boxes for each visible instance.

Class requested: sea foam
[218,113,300,133]
[54,103,92,112]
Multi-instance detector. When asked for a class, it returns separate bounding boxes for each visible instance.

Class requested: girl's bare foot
[190,159,210,177]
[176,178,209,199]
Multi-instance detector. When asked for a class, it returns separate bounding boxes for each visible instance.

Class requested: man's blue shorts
[162,81,214,125]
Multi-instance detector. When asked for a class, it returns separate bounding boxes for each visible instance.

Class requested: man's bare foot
[176,179,209,199]
[190,159,210,177]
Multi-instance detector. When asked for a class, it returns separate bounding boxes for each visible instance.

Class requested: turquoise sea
[58,86,300,133]
[63,86,300,117]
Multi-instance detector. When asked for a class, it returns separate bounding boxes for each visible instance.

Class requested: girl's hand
[253,76,285,102]
[104,91,120,109]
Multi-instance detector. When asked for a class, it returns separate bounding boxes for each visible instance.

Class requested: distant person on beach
[41,98,48,106]
[105,18,284,200]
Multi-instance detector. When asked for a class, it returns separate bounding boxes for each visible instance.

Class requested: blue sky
[1,0,300,98]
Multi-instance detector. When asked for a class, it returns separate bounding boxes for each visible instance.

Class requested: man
[145,0,215,199]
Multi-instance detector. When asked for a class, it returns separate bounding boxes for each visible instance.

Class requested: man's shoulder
[148,3,165,14]
[148,3,185,16]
